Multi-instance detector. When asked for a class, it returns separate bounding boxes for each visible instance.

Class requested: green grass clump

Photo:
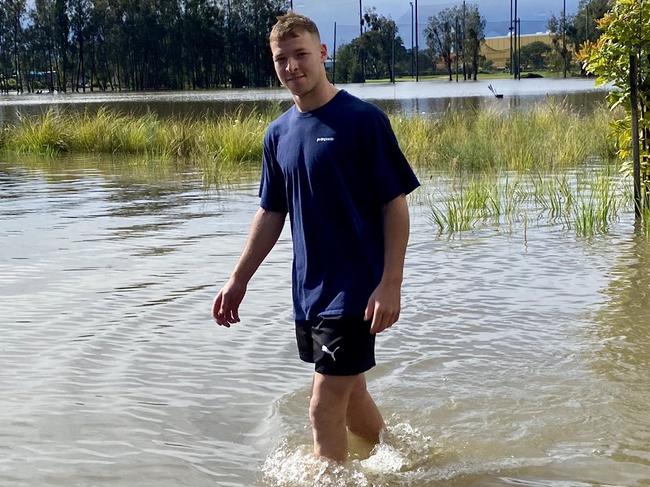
[391,99,616,171]
[4,110,69,154]
[0,106,278,183]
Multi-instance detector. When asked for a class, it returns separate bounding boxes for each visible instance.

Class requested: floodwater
[1,156,649,486]
[0,78,609,124]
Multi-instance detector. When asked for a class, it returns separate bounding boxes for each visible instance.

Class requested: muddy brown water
[1,154,648,486]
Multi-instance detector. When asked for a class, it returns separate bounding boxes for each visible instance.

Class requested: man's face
[271,30,327,97]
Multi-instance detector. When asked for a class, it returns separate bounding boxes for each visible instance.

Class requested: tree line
[0,0,288,94]
[0,0,488,92]
[0,0,617,94]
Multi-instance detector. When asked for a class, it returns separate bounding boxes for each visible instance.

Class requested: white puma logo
[316,137,334,142]
[321,344,341,361]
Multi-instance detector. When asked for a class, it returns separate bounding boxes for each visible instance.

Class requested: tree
[1,0,27,93]
[69,0,91,91]
[547,13,574,75]
[579,0,650,216]
[462,3,485,80]
[548,0,613,75]
[572,0,613,46]
[53,0,69,92]
[519,41,552,71]
[333,41,359,83]
[425,7,455,80]
[425,3,485,81]
[362,8,405,82]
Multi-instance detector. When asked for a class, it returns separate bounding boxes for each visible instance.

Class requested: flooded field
[0,78,609,123]
[1,156,648,486]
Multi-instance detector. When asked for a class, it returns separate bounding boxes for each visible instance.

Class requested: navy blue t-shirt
[259,90,420,320]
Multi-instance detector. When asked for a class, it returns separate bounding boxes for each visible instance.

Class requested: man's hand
[364,280,401,334]
[210,207,286,328]
[212,278,247,327]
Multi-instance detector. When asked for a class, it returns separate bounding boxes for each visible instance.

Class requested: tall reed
[391,99,616,171]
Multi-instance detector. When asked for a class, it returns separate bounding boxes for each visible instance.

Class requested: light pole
[518,17,521,80]
[359,0,365,82]
[359,0,363,37]
[509,0,513,74]
[415,0,419,81]
[513,0,518,79]
[410,1,414,78]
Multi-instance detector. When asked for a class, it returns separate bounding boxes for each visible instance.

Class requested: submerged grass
[428,168,630,237]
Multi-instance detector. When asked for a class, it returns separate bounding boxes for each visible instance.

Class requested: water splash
[261,418,437,486]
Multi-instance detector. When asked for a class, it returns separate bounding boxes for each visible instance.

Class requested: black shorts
[295,314,376,376]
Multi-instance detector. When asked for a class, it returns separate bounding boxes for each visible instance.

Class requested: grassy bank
[0,100,617,180]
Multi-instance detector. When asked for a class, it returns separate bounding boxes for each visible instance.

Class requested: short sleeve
[259,130,288,213]
[364,110,420,204]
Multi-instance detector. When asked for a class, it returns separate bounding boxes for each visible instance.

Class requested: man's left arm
[364,194,410,334]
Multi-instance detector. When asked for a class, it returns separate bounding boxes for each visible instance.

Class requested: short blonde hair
[270,13,321,43]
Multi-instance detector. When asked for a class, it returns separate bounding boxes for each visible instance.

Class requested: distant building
[481,33,554,69]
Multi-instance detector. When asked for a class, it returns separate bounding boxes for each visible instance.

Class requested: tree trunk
[79,36,86,92]
[630,54,642,218]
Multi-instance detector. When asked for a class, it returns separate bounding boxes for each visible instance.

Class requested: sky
[292,0,580,48]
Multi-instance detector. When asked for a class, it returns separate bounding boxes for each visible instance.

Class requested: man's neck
[293,83,339,113]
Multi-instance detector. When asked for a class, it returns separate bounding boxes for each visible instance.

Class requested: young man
[212,13,420,462]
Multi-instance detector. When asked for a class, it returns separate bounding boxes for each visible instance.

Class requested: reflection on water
[1,155,649,486]
[0,79,608,124]
[593,233,650,377]
[588,233,650,476]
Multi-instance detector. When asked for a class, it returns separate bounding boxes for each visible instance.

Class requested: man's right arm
[212,207,286,327]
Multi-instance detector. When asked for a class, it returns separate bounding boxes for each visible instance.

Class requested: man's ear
[320,43,328,63]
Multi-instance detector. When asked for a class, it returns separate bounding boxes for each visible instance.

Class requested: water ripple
[1,160,649,486]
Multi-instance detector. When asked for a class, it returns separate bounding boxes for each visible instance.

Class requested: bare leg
[309,373,385,462]
[346,374,385,443]
[309,372,359,462]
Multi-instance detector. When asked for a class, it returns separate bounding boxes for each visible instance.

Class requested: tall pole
[290,0,292,10]
[455,15,459,82]
[513,0,518,79]
[509,0,513,74]
[415,0,419,81]
[333,21,337,84]
[410,1,414,78]
[518,18,521,80]
[359,0,363,37]
[391,24,395,83]
[359,0,364,82]
[563,0,567,78]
